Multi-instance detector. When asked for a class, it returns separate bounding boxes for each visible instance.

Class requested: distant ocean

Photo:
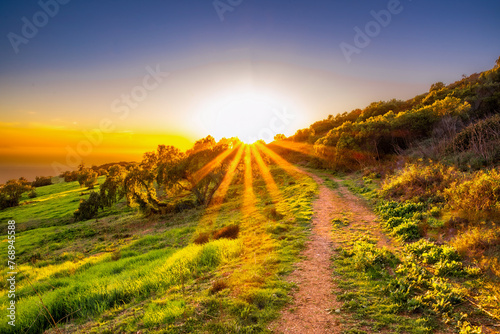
[0,164,65,183]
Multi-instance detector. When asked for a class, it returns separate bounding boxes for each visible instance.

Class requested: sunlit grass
[255,142,303,180]
[0,142,320,333]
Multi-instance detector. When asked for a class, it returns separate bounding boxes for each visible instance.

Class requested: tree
[430,81,445,92]
[32,176,52,187]
[100,165,126,207]
[124,137,241,214]
[60,170,78,182]
[182,136,238,206]
[77,167,98,189]
[274,134,286,141]
[74,192,102,221]
[0,178,33,209]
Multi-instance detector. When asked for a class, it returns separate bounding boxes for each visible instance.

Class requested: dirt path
[269,171,342,334]
[269,169,395,333]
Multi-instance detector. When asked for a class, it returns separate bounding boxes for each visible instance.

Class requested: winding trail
[269,170,342,334]
[270,169,394,333]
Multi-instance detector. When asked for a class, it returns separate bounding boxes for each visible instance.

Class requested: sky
[0,0,499,182]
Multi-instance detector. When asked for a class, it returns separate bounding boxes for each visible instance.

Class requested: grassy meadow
[1,163,317,333]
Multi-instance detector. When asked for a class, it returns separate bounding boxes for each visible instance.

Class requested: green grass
[0,164,317,333]
[0,176,108,231]
[324,170,490,333]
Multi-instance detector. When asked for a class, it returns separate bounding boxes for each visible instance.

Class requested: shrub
[265,207,285,221]
[377,201,426,220]
[0,178,33,209]
[448,114,500,161]
[28,189,37,198]
[406,239,461,264]
[32,176,53,187]
[111,250,121,261]
[74,192,102,221]
[193,232,210,245]
[174,199,196,213]
[61,170,78,182]
[392,220,421,241]
[210,279,228,294]
[445,168,500,220]
[434,259,465,277]
[213,225,239,240]
[385,217,405,229]
[77,168,98,189]
[451,224,500,259]
[350,241,398,274]
[381,162,459,202]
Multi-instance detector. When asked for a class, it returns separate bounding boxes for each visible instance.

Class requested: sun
[197,92,292,144]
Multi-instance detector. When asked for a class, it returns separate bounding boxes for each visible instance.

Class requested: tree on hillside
[77,164,98,189]
[274,134,286,141]
[182,136,238,206]
[60,170,78,182]
[0,178,34,209]
[124,136,240,214]
[74,191,103,221]
[32,176,53,187]
[430,81,445,92]
[100,165,126,207]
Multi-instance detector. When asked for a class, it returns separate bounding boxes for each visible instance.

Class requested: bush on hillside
[381,162,460,202]
[74,192,103,221]
[32,176,53,187]
[445,169,500,220]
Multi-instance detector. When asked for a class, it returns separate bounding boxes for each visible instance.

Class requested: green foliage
[377,200,426,220]
[32,176,53,187]
[0,163,315,334]
[406,239,460,264]
[99,165,125,207]
[60,170,78,182]
[445,168,500,220]
[125,137,241,214]
[391,219,421,241]
[74,191,103,221]
[0,239,242,334]
[334,243,432,333]
[387,259,465,316]
[28,189,37,198]
[77,166,98,189]
[381,161,459,202]
[0,177,33,209]
[348,241,399,275]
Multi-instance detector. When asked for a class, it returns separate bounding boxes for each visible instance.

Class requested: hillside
[275,57,500,172]
[0,60,499,333]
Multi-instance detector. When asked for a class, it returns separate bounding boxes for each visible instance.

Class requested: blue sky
[0,0,499,181]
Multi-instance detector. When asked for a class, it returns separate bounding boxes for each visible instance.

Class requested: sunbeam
[250,145,282,204]
[270,140,317,158]
[190,143,242,186]
[254,142,302,180]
